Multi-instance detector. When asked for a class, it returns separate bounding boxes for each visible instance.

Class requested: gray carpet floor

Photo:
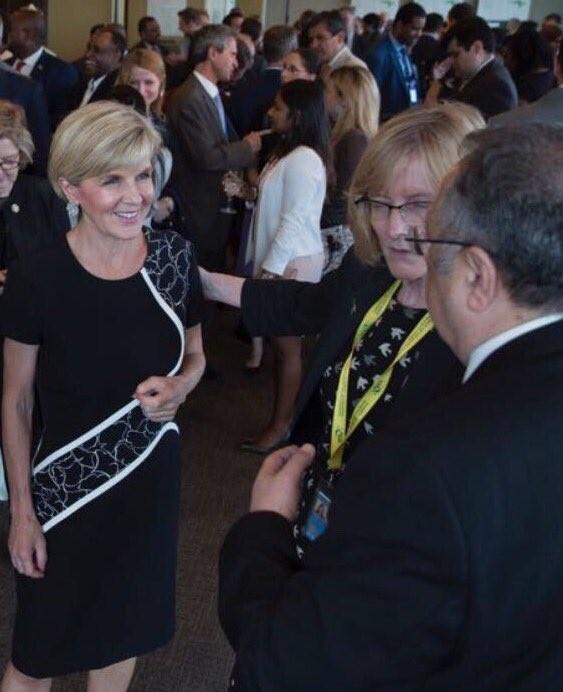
[0,307,275,691]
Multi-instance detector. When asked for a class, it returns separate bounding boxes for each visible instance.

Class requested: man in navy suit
[226,25,297,137]
[366,2,426,121]
[219,124,563,691]
[0,62,49,175]
[6,9,78,130]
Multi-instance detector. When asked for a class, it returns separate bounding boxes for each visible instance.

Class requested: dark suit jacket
[130,40,168,56]
[71,69,119,110]
[0,173,70,267]
[490,86,563,127]
[241,249,462,453]
[454,57,518,120]
[220,318,563,690]
[365,34,420,120]
[167,73,254,256]
[8,50,78,129]
[225,67,282,137]
[0,68,49,176]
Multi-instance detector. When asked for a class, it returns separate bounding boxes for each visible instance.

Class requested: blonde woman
[117,49,177,226]
[116,48,169,144]
[199,104,485,554]
[0,102,205,691]
[117,48,165,115]
[321,65,380,273]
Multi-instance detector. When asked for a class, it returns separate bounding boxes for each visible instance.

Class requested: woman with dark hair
[503,29,555,103]
[225,79,329,451]
[281,47,321,83]
[295,10,317,47]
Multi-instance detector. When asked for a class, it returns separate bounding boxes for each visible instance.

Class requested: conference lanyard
[329,281,434,471]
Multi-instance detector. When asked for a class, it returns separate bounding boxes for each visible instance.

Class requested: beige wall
[238,0,262,19]
[48,0,113,62]
[126,0,147,46]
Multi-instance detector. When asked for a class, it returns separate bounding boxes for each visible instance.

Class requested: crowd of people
[0,2,561,691]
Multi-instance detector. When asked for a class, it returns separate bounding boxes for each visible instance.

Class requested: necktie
[213,93,227,137]
[398,46,413,81]
[14,60,25,73]
[81,79,97,107]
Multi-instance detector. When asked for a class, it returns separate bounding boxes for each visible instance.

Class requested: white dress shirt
[328,45,367,71]
[80,74,106,107]
[193,69,219,99]
[464,313,563,382]
[13,46,44,76]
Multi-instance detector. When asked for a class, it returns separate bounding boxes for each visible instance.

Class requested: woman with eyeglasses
[0,100,70,501]
[200,104,484,553]
[281,48,321,83]
[0,101,69,283]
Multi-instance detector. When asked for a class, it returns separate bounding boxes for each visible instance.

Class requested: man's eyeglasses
[354,196,432,225]
[0,157,19,172]
[404,227,473,256]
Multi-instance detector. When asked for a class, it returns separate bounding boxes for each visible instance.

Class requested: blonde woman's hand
[9,511,47,578]
[134,375,191,422]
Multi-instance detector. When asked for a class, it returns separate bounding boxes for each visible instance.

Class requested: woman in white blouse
[226,79,329,452]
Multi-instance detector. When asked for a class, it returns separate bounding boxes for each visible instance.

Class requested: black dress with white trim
[1,228,202,678]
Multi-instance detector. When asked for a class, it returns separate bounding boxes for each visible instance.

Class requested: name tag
[302,482,332,542]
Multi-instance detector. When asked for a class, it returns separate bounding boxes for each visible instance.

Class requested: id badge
[409,87,418,105]
[302,480,332,542]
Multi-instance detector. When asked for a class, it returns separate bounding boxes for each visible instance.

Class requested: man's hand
[432,56,453,82]
[244,131,263,153]
[250,444,315,521]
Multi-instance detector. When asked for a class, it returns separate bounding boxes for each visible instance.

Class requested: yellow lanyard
[329,281,434,471]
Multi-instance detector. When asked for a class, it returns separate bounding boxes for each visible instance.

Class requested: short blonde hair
[0,99,34,169]
[348,104,485,266]
[329,66,379,144]
[49,101,161,199]
[117,48,166,116]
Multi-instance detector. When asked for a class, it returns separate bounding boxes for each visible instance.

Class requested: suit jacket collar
[92,69,118,98]
[189,73,229,143]
[468,319,563,386]
[459,55,495,92]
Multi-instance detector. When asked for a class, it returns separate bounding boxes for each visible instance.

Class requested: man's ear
[58,178,80,205]
[471,39,484,56]
[462,246,499,313]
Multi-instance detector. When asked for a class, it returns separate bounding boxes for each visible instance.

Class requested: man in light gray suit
[308,10,367,80]
[490,45,562,127]
[168,25,262,271]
